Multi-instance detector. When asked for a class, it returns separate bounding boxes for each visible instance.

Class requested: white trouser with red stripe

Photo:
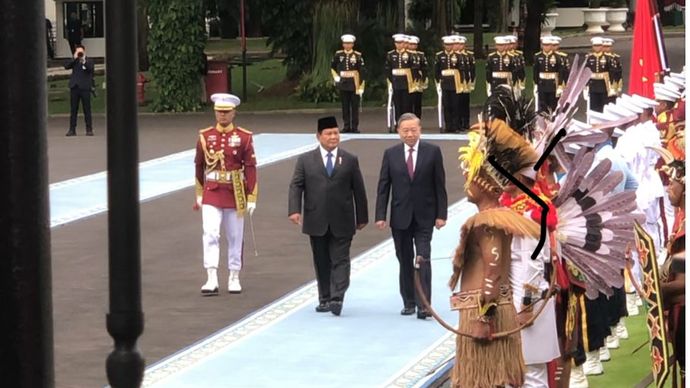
[202,205,244,271]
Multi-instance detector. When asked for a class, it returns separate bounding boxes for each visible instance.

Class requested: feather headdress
[648,146,685,184]
[459,119,539,192]
[553,148,644,298]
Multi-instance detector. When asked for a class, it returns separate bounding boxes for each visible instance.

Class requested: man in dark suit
[64,44,94,136]
[375,113,448,319]
[288,116,369,316]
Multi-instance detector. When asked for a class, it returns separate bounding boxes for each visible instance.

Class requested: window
[63,2,104,39]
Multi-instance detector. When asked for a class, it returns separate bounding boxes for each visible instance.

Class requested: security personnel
[455,35,475,131]
[385,34,414,125]
[507,35,526,95]
[585,37,616,113]
[194,93,258,295]
[553,36,570,96]
[331,34,365,133]
[435,35,462,133]
[602,37,623,103]
[486,36,515,95]
[407,35,428,119]
[533,36,563,113]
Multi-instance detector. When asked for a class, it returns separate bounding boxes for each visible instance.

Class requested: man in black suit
[375,113,448,319]
[288,116,369,316]
[64,44,94,136]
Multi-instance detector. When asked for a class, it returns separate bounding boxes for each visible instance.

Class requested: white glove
[436,82,442,95]
[387,82,393,95]
[195,196,203,208]
[334,76,341,83]
[247,202,256,216]
[356,89,364,96]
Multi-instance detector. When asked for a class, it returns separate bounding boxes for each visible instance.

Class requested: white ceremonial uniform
[615,121,665,254]
[509,211,561,387]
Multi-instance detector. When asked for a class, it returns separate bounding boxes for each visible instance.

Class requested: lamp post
[104,0,145,386]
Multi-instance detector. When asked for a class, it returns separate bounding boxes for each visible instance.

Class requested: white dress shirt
[319,146,338,168]
[404,141,419,172]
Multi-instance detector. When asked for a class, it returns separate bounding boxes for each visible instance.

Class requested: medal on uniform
[230,133,241,147]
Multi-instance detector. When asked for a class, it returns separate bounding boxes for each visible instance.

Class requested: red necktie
[407,148,414,179]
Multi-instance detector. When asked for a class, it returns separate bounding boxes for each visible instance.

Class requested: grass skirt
[451,287,525,388]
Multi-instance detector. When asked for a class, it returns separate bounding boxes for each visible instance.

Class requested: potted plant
[605,0,629,32]
[542,12,559,36]
[583,0,609,34]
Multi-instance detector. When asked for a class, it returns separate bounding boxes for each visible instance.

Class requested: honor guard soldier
[435,35,463,133]
[194,93,258,295]
[385,34,414,128]
[486,36,515,96]
[654,81,682,145]
[507,35,526,95]
[585,37,616,113]
[331,34,365,133]
[602,37,623,103]
[533,36,564,113]
[407,35,428,119]
[553,36,570,97]
[455,35,475,131]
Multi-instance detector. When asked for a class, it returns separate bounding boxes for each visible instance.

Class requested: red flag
[628,0,668,98]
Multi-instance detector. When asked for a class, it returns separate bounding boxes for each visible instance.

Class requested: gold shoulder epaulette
[466,50,474,54]
[557,51,568,56]
[354,50,362,55]
[387,49,395,54]
[335,50,344,54]
[489,51,498,56]
[199,126,214,134]
[515,50,523,55]
[435,50,444,55]
[236,127,253,135]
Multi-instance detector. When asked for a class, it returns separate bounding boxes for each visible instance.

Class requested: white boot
[606,330,620,349]
[228,270,242,294]
[626,293,640,316]
[201,268,219,295]
[569,363,590,388]
[583,350,604,375]
[616,318,629,339]
[600,345,612,361]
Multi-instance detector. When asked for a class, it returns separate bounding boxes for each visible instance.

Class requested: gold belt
[450,285,513,311]
[591,72,608,80]
[539,72,558,80]
[340,70,357,78]
[441,69,456,76]
[392,68,408,76]
[206,170,243,184]
[492,71,511,78]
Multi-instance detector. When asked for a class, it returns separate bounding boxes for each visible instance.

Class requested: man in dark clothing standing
[375,113,448,320]
[65,44,94,136]
[288,116,369,316]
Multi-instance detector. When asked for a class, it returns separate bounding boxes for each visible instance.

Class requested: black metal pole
[0,0,54,387]
[104,0,145,387]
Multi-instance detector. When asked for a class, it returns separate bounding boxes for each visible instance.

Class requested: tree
[297,0,358,102]
[148,0,207,111]
[261,0,312,80]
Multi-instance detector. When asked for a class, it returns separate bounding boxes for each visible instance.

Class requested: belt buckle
[220,171,228,182]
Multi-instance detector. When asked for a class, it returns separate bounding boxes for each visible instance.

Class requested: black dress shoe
[400,307,416,316]
[351,128,360,133]
[65,130,76,137]
[330,301,343,316]
[417,310,430,320]
[85,130,94,136]
[315,302,330,313]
